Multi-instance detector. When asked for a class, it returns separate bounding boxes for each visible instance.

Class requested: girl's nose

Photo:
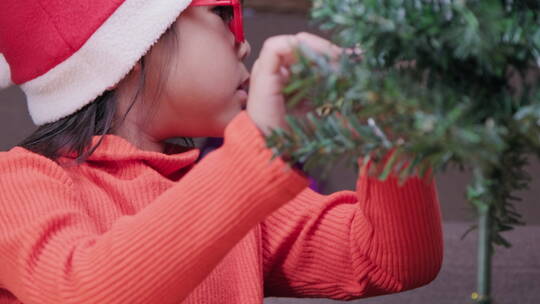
[237,40,251,61]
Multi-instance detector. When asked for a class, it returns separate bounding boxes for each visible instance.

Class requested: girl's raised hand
[246,32,343,136]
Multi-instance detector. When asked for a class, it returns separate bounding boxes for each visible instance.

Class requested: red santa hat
[0,0,192,126]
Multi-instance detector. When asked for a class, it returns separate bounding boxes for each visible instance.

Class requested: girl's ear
[132,61,142,73]
[106,84,118,91]
[107,62,142,91]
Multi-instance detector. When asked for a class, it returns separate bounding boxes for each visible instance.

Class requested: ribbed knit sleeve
[0,111,309,304]
[261,154,443,300]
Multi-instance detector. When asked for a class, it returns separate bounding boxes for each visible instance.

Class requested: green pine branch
[265,0,540,249]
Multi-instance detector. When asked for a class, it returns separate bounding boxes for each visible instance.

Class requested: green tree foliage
[266,0,540,249]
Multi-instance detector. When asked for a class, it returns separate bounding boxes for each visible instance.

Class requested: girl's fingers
[295,32,343,60]
[257,32,343,75]
[258,35,299,74]
[279,66,291,84]
[247,32,346,135]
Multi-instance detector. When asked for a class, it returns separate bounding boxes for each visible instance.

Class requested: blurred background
[0,1,538,303]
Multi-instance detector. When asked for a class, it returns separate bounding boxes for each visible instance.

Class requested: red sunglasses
[190,0,245,43]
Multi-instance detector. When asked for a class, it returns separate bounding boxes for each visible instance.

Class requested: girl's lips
[236,88,248,108]
[238,77,250,92]
[237,77,249,109]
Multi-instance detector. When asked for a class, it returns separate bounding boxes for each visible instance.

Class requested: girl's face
[124,5,251,143]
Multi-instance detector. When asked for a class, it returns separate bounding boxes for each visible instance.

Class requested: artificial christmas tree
[266,1,540,303]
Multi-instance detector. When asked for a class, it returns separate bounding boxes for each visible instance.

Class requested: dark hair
[19,22,194,164]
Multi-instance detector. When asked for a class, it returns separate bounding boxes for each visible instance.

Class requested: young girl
[0,0,443,303]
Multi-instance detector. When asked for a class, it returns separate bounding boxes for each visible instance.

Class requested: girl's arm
[247,32,442,299]
[0,111,309,304]
[261,156,443,300]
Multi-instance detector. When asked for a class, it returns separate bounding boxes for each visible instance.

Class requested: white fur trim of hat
[0,54,13,90]
[2,0,192,125]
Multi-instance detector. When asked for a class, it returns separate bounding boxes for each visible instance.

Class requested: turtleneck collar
[64,134,201,176]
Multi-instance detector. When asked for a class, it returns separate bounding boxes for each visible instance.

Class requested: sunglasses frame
[189,0,245,43]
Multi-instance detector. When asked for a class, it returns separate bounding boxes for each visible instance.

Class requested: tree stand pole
[474,205,492,304]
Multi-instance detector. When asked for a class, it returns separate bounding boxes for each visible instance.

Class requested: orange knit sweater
[0,111,443,304]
